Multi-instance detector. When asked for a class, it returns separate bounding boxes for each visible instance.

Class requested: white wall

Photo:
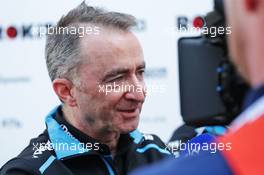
[0,0,212,166]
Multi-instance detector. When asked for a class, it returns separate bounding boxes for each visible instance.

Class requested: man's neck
[62,106,120,156]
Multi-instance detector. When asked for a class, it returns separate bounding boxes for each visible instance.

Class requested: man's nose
[124,80,146,102]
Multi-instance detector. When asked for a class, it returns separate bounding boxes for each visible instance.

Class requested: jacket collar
[45,105,144,159]
[45,106,87,159]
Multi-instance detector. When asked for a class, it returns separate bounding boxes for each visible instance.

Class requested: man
[131,0,264,174]
[0,2,171,175]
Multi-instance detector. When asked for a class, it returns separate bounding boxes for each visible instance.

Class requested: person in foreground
[131,0,264,174]
[0,2,171,175]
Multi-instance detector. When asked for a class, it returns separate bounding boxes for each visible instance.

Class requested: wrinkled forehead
[79,27,144,73]
[80,26,143,56]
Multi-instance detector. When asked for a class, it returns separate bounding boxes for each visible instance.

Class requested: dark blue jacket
[1,106,171,175]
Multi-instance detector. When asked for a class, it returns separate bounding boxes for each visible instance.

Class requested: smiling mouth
[119,109,136,112]
[117,108,140,118]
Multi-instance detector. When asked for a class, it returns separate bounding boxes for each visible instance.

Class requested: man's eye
[138,69,145,76]
[108,75,123,83]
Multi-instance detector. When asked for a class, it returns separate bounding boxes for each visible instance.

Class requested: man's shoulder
[0,157,39,175]
[140,133,167,148]
[131,132,172,157]
[17,130,52,161]
[1,130,53,175]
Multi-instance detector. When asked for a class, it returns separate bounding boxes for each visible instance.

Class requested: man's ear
[245,0,258,12]
[52,78,77,107]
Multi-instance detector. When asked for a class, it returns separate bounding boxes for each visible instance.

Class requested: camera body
[178,0,249,126]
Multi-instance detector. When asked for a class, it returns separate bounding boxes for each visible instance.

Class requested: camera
[178,0,249,126]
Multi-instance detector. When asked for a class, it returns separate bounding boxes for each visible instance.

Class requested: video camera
[178,0,249,127]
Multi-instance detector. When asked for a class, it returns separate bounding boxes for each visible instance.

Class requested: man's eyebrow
[102,61,146,82]
[137,61,146,70]
[102,68,130,82]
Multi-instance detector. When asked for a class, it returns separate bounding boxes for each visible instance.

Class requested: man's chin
[119,123,139,134]
[117,115,140,133]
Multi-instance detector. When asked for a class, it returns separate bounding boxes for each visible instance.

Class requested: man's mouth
[117,107,140,118]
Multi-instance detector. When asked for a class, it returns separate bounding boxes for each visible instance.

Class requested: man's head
[225,0,264,87]
[45,2,146,141]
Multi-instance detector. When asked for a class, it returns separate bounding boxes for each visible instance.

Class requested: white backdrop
[0,0,212,166]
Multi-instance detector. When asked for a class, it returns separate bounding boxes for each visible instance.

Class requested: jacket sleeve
[0,158,38,175]
[1,169,32,175]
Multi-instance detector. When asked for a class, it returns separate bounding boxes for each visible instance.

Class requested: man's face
[225,0,249,80]
[73,29,146,139]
